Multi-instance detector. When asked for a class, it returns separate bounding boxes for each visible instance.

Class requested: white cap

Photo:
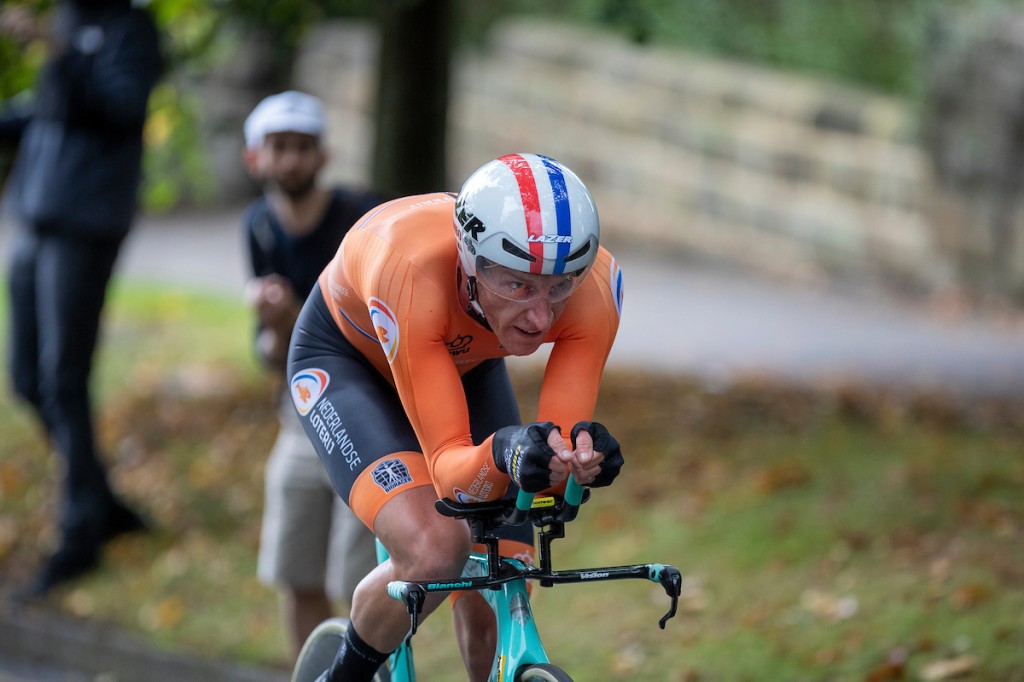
[243,90,325,149]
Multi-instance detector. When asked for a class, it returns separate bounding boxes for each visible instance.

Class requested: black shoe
[101,500,150,542]
[17,540,102,602]
[12,501,149,603]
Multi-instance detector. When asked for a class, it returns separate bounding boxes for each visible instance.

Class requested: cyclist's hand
[493,422,570,493]
[547,428,572,482]
[567,427,602,484]
[571,421,624,487]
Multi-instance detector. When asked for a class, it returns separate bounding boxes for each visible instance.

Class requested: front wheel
[515,663,575,681]
[291,617,391,682]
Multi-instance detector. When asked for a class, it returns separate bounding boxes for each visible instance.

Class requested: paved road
[4,206,1024,397]
[0,605,285,682]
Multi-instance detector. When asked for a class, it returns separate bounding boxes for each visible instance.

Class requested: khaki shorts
[257,398,378,603]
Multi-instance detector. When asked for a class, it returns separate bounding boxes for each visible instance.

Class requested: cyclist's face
[253,131,325,197]
[476,265,572,356]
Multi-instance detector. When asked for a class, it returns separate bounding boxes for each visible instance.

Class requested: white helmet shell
[454,153,600,282]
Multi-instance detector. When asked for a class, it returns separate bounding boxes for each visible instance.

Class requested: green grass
[1,282,1023,681]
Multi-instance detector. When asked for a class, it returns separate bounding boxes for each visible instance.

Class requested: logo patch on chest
[446,334,473,357]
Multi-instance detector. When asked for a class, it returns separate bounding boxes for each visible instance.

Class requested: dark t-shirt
[243,186,382,298]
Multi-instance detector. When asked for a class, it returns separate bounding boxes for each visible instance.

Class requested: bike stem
[537,522,564,584]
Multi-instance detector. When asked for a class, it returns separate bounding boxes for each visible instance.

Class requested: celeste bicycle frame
[380,477,682,681]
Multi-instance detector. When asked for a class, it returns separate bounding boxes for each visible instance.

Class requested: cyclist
[287,153,626,681]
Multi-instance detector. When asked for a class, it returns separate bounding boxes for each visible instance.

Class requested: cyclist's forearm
[428,437,510,502]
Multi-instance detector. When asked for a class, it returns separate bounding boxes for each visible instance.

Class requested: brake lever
[656,566,682,629]
[388,582,425,644]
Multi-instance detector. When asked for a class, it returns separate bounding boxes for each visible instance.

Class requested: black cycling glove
[492,422,560,493]
[571,421,624,487]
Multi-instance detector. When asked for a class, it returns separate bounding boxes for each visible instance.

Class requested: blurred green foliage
[502,0,1017,101]
[507,0,937,96]
[208,0,374,64]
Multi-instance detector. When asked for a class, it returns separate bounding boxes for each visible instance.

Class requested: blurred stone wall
[294,18,946,293]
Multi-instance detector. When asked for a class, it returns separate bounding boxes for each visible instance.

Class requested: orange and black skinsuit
[287,192,624,557]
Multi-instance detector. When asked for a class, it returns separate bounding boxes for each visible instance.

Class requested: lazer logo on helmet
[457,203,486,239]
[527,235,573,244]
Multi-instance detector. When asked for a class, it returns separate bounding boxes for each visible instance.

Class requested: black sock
[325,623,390,682]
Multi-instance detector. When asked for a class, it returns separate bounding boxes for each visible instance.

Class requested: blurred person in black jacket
[0,0,162,599]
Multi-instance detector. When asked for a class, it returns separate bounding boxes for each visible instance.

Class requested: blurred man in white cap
[241,90,383,661]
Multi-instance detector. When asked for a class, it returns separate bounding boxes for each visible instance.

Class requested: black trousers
[6,224,125,537]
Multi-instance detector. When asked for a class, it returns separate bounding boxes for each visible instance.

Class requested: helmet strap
[466,277,491,329]
[458,268,491,329]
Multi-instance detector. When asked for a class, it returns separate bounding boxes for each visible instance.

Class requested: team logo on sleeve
[368,297,400,363]
[609,257,624,316]
[453,488,486,504]
[291,368,330,416]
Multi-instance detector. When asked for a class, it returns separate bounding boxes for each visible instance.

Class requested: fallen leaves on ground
[920,654,977,680]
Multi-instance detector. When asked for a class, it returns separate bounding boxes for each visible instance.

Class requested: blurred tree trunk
[372,0,453,196]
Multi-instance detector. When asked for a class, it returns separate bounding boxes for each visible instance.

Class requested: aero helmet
[454,153,600,315]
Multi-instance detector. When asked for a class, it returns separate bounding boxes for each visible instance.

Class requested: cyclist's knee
[373,487,472,579]
[382,517,471,579]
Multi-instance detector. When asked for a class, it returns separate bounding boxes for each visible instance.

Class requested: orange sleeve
[535,251,622,493]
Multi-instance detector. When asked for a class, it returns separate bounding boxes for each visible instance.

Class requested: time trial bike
[291,477,682,682]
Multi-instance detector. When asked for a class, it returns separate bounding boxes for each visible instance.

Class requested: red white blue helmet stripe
[499,153,574,275]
